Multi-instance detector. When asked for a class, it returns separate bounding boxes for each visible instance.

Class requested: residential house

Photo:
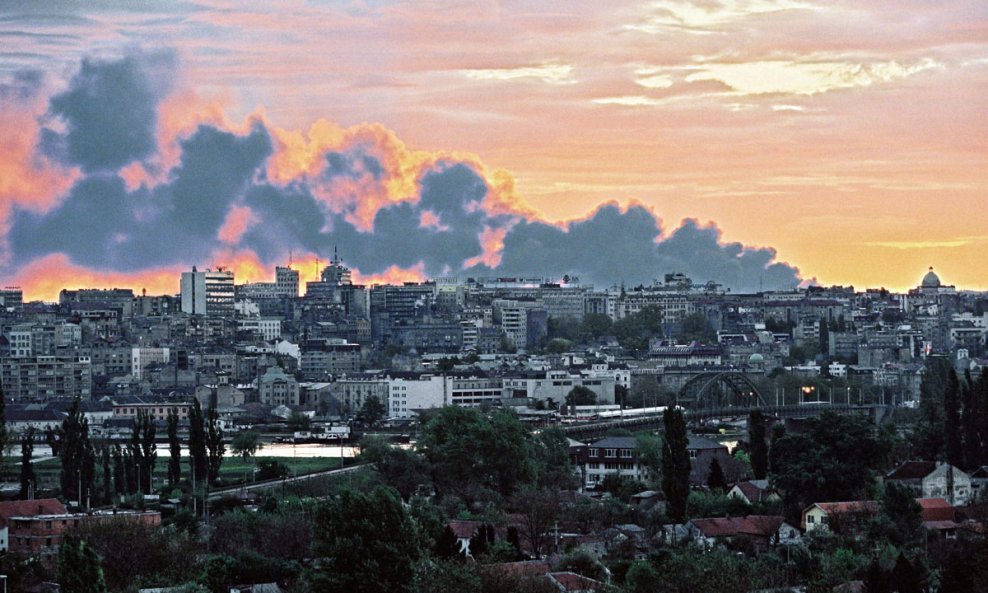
[921,463,972,505]
[802,501,879,534]
[686,515,800,554]
[7,509,161,564]
[884,461,974,506]
[970,465,988,501]
[583,436,651,488]
[917,498,962,541]
[0,499,66,553]
[688,436,744,486]
[727,479,781,505]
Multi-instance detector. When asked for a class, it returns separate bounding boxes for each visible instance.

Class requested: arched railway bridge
[561,371,891,440]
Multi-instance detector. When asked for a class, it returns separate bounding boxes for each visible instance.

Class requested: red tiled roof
[733,481,776,502]
[916,498,955,522]
[691,515,785,538]
[487,560,552,577]
[0,498,67,527]
[738,515,785,537]
[691,517,744,537]
[548,571,607,592]
[885,461,937,481]
[812,501,879,515]
[446,519,480,539]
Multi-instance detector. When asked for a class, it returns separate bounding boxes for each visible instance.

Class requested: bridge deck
[561,403,888,440]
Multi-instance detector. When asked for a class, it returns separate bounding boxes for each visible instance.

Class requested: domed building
[917,266,955,297]
[921,267,941,294]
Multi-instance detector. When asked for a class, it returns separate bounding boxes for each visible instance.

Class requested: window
[605,448,616,458]
[807,516,815,524]
[620,449,632,459]
[688,450,697,459]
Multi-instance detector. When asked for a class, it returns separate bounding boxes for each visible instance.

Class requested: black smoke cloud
[39,49,175,173]
[5,51,803,293]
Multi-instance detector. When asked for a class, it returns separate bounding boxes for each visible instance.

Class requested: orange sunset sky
[0,0,986,301]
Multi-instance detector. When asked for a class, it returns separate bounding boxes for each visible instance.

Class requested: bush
[256,459,290,481]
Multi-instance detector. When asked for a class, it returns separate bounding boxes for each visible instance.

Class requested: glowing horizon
[1,1,985,301]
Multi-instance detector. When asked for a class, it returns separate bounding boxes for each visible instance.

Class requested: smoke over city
[1,50,803,298]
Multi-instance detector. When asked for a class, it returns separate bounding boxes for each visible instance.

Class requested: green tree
[58,535,107,593]
[565,385,597,408]
[19,426,35,499]
[878,481,923,547]
[634,432,662,484]
[0,380,8,479]
[748,410,769,480]
[188,399,208,485]
[205,406,224,483]
[359,395,387,428]
[418,407,536,500]
[913,356,951,461]
[412,560,481,593]
[129,410,157,494]
[945,368,964,468]
[511,487,560,557]
[662,408,691,522]
[625,561,662,593]
[771,412,890,514]
[361,436,432,500]
[535,426,574,489]
[707,457,727,491]
[612,305,664,351]
[434,525,461,559]
[581,312,613,340]
[59,398,96,506]
[167,407,181,487]
[311,486,421,593]
[961,370,982,470]
[286,410,311,431]
[231,431,262,461]
[678,312,717,344]
[818,316,830,356]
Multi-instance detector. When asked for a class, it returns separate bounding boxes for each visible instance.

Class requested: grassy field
[26,455,345,493]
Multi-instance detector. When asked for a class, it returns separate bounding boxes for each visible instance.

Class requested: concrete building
[258,366,301,406]
[0,355,92,401]
[300,340,361,380]
[181,266,235,317]
[502,370,616,408]
[387,374,503,419]
[131,347,170,380]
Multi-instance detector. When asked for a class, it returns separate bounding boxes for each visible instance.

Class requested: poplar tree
[662,408,691,522]
[961,369,982,471]
[0,380,8,479]
[748,410,769,480]
[60,399,96,506]
[166,407,181,487]
[19,426,35,499]
[944,369,963,468]
[139,411,157,493]
[205,406,225,483]
[187,399,208,485]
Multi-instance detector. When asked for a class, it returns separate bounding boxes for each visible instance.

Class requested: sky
[1,0,986,301]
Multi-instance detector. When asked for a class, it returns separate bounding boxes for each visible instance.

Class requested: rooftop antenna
[288,249,294,269]
[334,245,339,264]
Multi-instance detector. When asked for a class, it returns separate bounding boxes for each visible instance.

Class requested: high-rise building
[181,266,235,317]
[275,266,300,298]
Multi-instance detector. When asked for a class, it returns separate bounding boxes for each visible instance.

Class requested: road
[205,462,369,500]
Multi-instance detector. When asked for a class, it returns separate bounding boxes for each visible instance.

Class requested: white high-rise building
[181,266,235,317]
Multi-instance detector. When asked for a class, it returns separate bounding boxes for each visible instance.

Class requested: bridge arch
[677,371,766,409]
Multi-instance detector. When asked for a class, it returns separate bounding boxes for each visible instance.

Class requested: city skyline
[1,1,986,301]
